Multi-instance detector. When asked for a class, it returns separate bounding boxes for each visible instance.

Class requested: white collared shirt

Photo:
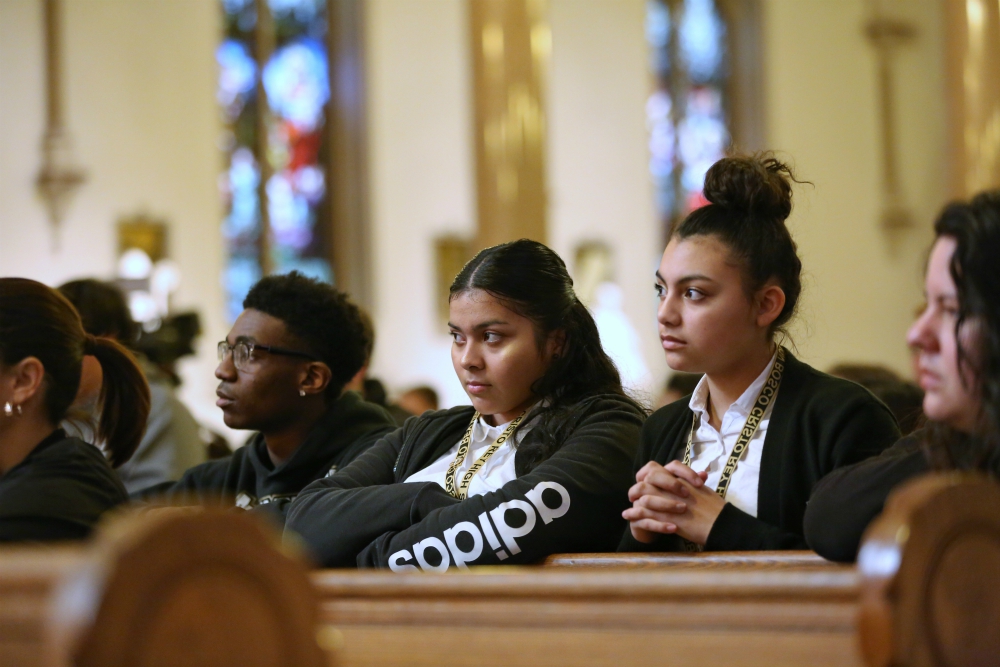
[403,414,530,497]
[686,351,778,518]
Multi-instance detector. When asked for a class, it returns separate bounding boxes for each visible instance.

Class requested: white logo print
[388,480,571,572]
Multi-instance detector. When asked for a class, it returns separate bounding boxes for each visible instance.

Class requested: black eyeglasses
[217,340,317,372]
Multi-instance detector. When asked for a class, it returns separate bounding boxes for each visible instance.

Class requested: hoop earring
[3,402,17,417]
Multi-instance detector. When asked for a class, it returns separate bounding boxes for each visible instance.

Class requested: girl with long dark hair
[0,278,150,541]
[285,240,645,569]
[620,154,901,552]
[806,190,1000,561]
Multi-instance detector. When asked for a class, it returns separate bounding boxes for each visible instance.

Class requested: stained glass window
[646,0,730,234]
[218,0,333,321]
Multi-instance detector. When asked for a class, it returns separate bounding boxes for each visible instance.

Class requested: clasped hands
[622,460,727,547]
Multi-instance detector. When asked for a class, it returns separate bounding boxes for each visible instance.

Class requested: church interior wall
[546,0,661,403]
[0,0,231,438]
[363,0,475,409]
[0,0,949,437]
[762,0,945,378]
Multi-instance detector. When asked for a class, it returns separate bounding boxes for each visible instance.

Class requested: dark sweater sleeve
[705,504,808,550]
[356,401,642,571]
[805,434,928,562]
[284,421,461,567]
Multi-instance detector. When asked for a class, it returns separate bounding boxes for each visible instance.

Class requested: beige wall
[363,0,475,407]
[763,0,946,376]
[0,0,230,438]
[547,0,661,399]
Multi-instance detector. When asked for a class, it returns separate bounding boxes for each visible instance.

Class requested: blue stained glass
[267,171,312,250]
[268,0,323,23]
[645,0,671,77]
[646,91,674,179]
[678,88,727,194]
[679,0,725,84]
[217,40,257,119]
[646,0,729,226]
[262,40,330,132]
[223,257,263,322]
[219,0,334,323]
[273,258,332,283]
[646,1,670,50]
[222,0,252,15]
[222,147,261,239]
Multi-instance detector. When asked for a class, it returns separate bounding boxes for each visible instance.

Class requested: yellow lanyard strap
[444,411,526,500]
[682,346,785,500]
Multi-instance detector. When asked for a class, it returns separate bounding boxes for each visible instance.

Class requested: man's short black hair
[243,272,370,398]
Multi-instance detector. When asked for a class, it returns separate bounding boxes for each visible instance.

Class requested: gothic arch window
[646,0,763,237]
[217,0,370,321]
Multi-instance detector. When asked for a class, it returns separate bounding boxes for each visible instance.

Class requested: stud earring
[299,389,306,397]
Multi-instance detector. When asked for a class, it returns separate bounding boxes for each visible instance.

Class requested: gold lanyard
[444,411,525,500]
[682,346,785,500]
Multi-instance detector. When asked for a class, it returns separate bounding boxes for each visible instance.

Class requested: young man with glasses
[135,272,396,519]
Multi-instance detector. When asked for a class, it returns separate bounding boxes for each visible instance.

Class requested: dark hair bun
[703,153,795,222]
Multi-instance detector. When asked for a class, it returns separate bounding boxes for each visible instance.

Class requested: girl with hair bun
[620,154,900,552]
[0,278,150,542]
[286,239,646,569]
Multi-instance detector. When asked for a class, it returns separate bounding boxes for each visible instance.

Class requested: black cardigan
[618,352,901,552]
[284,394,644,569]
[804,433,930,562]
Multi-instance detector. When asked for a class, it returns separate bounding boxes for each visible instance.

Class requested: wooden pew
[314,564,859,667]
[0,508,328,667]
[856,472,1000,667]
[544,549,830,569]
[4,473,989,666]
[311,473,999,667]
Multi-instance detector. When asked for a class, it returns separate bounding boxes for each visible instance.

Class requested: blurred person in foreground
[136,272,396,521]
[59,279,206,492]
[0,279,149,542]
[805,191,1000,561]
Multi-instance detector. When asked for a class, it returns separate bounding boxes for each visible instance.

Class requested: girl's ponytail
[84,334,150,467]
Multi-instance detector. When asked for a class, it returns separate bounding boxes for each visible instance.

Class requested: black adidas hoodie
[284,393,644,569]
[134,391,396,518]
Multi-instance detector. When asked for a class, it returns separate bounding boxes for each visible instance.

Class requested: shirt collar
[473,401,543,440]
[474,414,509,439]
[687,349,779,421]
